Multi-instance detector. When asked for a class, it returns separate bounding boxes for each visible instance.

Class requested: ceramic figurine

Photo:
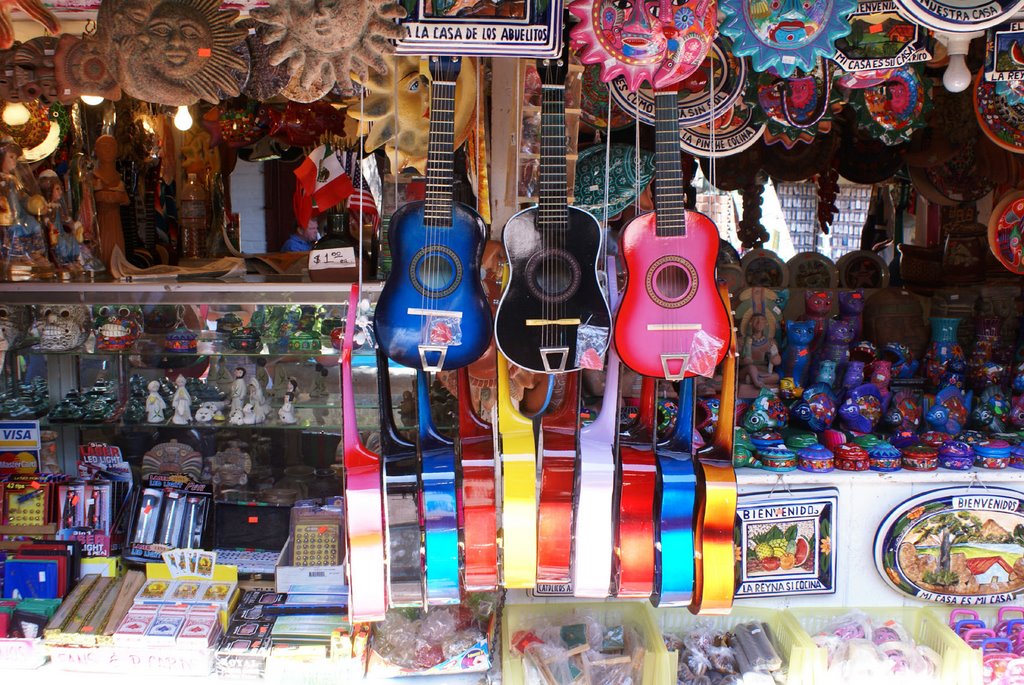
[93,305,143,350]
[849,340,877,364]
[883,389,922,435]
[37,170,82,273]
[837,289,866,341]
[278,377,297,424]
[1012,362,1024,395]
[882,342,919,379]
[740,312,782,394]
[838,383,883,434]
[171,374,192,425]
[799,289,833,351]
[256,359,273,397]
[922,317,967,392]
[272,362,290,398]
[0,305,29,362]
[741,387,789,433]
[228,406,245,425]
[736,287,788,348]
[970,386,1010,433]
[868,360,893,413]
[807,360,838,398]
[814,320,855,383]
[925,386,971,435]
[790,385,837,433]
[1008,394,1024,429]
[248,376,269,424]
[88,135,130,270]
[242,403,256,425]
[0,140,48,270]
[841,360,866,392]
[145,380,166,423]
[781,320,816,391]
[194,402,216,423]
[230,367,247,414]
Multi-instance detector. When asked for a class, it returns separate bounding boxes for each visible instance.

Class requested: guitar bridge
[660,354,690,380]
[540,347,570,373]
[419,345,449,371]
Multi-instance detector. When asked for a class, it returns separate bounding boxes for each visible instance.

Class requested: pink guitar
[614,84,730,380]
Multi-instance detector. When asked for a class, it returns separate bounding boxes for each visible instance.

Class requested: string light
[173,105,193,131]
[80,95,104,106]
[1,102,30,126]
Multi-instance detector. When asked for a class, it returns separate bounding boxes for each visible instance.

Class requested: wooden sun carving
[96,0,248,106]
[346,56,477,175]
[251,0,406,103]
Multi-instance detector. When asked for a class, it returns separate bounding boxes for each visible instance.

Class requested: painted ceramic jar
[757,445,798,472]
[901,444,938,471]
[974,439,1011,469]
[869,442,902,472]
[785,432,818,450]
[1010,445,1024,469]
[164,326,198,353]
[938,440,974,470]
[919,430,952,448]
[834,443,870,471]
[797,443,834,472]
[922,317,967,391]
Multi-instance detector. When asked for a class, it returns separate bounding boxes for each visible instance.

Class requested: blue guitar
[374,56,492,372]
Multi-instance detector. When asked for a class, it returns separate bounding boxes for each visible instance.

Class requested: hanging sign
[874,486,1024,605]
[395,0,562,57]
[833,0,932,71]
[0,421,40,474]
[734,488,838,598]
[893,0,1024,32]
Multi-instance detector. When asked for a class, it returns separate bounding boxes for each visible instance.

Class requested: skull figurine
[36,305,90,351]
[0,304,30,348]
[93,305,143,350]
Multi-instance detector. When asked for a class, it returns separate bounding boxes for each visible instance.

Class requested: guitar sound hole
[655,264,691,301]
[410,246,462,298]
[525,249,581,304]
[646,256,699,309]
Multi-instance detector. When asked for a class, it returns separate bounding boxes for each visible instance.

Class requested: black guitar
[493,45,611,373]
[376,346,424,608]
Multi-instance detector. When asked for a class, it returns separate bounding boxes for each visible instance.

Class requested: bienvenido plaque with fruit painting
[734,489,838,598]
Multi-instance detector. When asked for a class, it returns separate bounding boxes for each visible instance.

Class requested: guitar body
[416,370,460,604]
[616,210,730,380]
[653,376,697,607]
[495,207,611,373]
[457,367,498,591]
[536,372,580,585]
[615,376,657,598]
[377,347,424,607]
[376,201,492,371]
[690,283,738,615]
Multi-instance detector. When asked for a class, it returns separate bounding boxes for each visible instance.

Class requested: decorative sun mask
[569,0,718,91]
[250,0,406,103]
[347,55,477,175]
[54,34,121,102]
[96,0,248,105]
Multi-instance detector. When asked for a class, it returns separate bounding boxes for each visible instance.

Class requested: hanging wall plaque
[874,486,1024,605]
[734,488,838,598]
[893,0,1024,32]
[396,0,562,57]
[985,21,1024,103]
[610,37,749,126]
[851,65,931,146]
[974,70,1024,152]
[679,95,768,157]
[569,0,717,91]
[833,0,932,72]
[720,0,856,77]
[988,189,1024,274]
[756,67,839,148]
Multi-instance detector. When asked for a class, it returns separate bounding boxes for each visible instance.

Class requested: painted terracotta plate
[833,0,932,72]
[837,249,890,288]
[851,65,931,146]
[741,248,789,288]
[875,486,1024,604]
[787,252,839,288]
[735,488,838,598]
[974,70,1024,153]
[680,96,767,157]
[988,189,1024,274]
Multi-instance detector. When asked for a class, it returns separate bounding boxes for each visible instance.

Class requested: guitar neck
[539,83,568,230]
[653,91,687,238]
[425,78,458,224]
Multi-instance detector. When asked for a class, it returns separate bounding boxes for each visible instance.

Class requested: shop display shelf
[653,605,818,685]
[789,605,978,685]
[501,600,671,685]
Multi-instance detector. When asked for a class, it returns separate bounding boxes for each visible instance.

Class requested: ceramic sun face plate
[988,189,1024,274]
[756,67,839,148]
[875,486,1024,604]
[569,0,718,91]
[720,0,856,77]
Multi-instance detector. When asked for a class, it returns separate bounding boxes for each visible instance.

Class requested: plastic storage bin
[502,600,671,685]
[790,606,978,685]
[653,605,818,685]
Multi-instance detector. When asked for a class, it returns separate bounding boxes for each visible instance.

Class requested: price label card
[308,247,357,271]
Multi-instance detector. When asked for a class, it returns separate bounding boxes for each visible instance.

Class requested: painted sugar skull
[93,305,143,350]
[0,304,30,348]
[570,0,718,90]
[36,305,90,351]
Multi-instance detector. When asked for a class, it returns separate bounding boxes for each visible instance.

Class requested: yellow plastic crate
[502,600,671,685]
[652,605,818,685]
[790,606,978,685]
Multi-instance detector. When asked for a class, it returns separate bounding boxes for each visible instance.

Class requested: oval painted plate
[837,249,890,288]
[787,252,838,288]
[741,248,789,288]
[720,0,856,77]
[680,96,768,157]
[610,37,749,127]
[988,190,1024,274]
[569,0,718,91]
[893,0,1024,33]
[874,486,1024,605]
[974,70,1024,153]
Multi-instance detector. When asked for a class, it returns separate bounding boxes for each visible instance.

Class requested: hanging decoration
[832,0,931,72]
[573,143,655,218]
[0,100,65,163]
[988,189,1024,274]
[893,0,1024,32]
[250,0,405,102]
[720,0,855,77]
[347,55,477,175]
[95,0,248,106]
[395,0,561,57]
[680,93,767,157]
[974,70,1024,152]
[756,65,840,148]
[850,65,931,145]
[579,63,633,131]
[985,21,1024,104]
[0,0,59,51]
[568,0,718,91]
[53,34,121,102]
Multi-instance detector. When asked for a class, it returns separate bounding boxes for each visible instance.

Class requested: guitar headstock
[428,55,463,83]
[535,26,569,87]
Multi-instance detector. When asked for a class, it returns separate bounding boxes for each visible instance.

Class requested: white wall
[232,160,266,254]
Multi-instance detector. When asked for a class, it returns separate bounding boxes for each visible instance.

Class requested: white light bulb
[80,95,104,106]
[1,102,30,127]
[173,105,193,132]
[943,53,972,93]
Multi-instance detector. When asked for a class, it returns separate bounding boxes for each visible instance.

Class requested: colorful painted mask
[569,0,718,90]
[851,65,930,146]
[36,305,90,351]
[756,68,838,148]
[93,305,143,351]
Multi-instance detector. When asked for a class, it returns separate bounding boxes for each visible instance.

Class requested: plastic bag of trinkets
[510,614,646,685]
[664,622,785,685]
